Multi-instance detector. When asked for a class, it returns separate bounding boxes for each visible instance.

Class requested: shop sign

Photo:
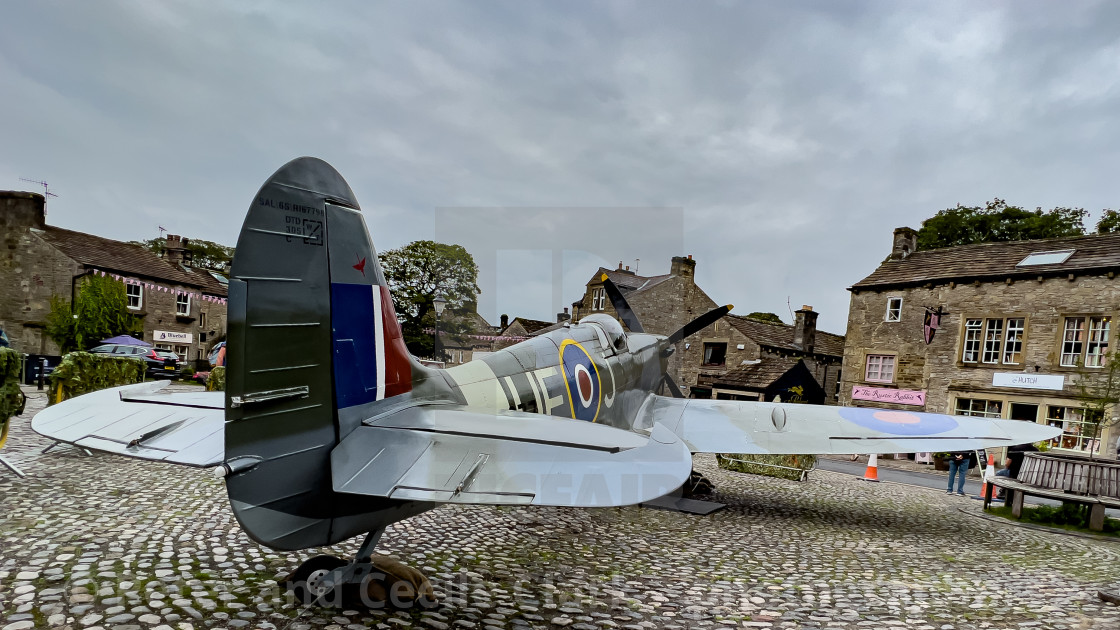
[851,386,926,406]
[992,372,1064,390]
[154,330,193,344]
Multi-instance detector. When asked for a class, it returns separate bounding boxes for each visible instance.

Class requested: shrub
[718,453,817,481]
[47,351,146,405]
[206,366,226,392]
[1,348,26,424]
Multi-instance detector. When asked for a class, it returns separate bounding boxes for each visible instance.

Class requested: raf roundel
[559,340,602,422]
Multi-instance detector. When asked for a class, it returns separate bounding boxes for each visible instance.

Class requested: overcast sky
[3,1,1119,334]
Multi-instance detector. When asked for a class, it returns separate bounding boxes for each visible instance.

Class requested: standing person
[946,451,970,496]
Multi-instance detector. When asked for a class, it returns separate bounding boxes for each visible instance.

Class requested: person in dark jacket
[946,451,971,496]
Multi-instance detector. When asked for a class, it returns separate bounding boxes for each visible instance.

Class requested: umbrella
[100,335,151,347]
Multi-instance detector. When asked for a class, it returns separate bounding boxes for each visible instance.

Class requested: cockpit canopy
[580,313,627,353]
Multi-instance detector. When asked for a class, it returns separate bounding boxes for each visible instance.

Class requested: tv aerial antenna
[19,178,58,214]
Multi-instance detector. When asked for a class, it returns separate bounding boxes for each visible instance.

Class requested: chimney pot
[670,255,697,278]
[500,314,509,329]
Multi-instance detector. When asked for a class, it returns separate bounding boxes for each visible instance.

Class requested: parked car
[89,344,180,380]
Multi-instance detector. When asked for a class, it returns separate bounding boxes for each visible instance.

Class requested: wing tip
[600,273,609,282]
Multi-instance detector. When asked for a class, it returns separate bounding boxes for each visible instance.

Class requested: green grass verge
[987,502,1120,536]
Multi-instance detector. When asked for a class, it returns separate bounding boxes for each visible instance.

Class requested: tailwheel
[286,554,347,606]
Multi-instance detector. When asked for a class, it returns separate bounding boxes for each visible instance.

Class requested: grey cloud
[3,1,1119,333]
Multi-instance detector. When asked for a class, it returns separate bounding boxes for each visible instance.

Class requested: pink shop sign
[851,386,926,406]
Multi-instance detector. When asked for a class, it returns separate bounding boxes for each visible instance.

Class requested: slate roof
[35,226,228,295]
[726,315,845,358]
[592,268,674,295]
[852,232,1120,291]
[712,356,801,390]
[502,317,554,335]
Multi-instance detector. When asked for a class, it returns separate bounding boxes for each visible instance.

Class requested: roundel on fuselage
[559,339,601,422]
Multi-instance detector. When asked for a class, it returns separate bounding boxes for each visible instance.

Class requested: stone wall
[0,193,78,355]
[840,274,1120,452]
[1,191,227,362]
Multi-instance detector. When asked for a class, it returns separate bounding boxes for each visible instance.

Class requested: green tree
[131,237,235,273]
[746,312,783,324]
[916,199,1087,250]
[379,241,481,357]
[1074,353,1120,461]
[1096,209,1120,234]
[45,275,143,352]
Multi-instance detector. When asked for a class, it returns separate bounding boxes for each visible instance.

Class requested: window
[1016,250,1075,267]
[961,317,1026,366]
[1061,316,1111,367]
[1003,318,1025,365]
[955,398,1003,418]
[199,311,207,328]
[702,342,727,366]
[126,283,142,310]
[961,319,982,362]
[864,354,895,383]
[1087,316,1111,367]
[591,287,606,311]
[174,344,188,361]
[885,297,902,322]
[199,332,207,343]
[981,319,1002,364]
[1046,406,1104,452]
[176,293,190,317]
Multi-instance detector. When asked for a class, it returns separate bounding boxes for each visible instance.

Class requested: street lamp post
[432,296,447,362]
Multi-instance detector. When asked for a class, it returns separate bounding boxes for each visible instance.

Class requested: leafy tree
[45,275,143,352]
[916,199,1086,250]
[1074,353,1120,461]
[1096,209,1120,234]
[746,312,783,324]
[379,241,481,357]
[131,238,235,273]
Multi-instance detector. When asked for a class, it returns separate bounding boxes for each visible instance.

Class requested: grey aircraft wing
[31,381,224,467]
[331,404,692,508]
[645,396,1061,454]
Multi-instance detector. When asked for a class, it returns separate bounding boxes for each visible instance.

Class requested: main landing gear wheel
[286,554,346,606]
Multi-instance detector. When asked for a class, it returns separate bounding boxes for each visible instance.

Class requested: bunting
[86,267,229,305]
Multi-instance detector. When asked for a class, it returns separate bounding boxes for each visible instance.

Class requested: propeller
[661,373,686,398]
[597,275,732,400]
[599,274,644,333]
[667,304,734,344]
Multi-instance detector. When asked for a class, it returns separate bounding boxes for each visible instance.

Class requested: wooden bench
[984,476,1120,531]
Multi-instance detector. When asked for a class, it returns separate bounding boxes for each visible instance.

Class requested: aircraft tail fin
[224,157,419,550]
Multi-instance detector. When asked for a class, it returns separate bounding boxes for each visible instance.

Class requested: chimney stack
[163,234,192,266]
[891,227,917,260]
[557,307,571,323]
[500,314,509,329]
[1,191,46,230]
[793,305,817,353]
[670,255,696,279]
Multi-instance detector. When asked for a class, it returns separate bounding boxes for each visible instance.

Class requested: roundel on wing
[560,340,601,422]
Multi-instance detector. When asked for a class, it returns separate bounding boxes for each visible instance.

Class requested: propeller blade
[667,304,733,344]
[661,372,685,398]
[600,274,644,333]
[663,304,734,343]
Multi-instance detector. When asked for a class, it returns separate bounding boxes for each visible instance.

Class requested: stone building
[571,257,844,400]
[690,309,845,402]
[1,191,228,363]
[839,227,1120,456]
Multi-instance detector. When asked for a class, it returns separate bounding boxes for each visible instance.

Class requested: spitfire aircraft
[33,157,1059,605]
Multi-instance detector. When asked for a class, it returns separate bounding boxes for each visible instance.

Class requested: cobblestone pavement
[3,385,1119,630]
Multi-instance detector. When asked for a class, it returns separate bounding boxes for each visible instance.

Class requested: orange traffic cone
[861,453,880,482]
[981,453,995,501]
